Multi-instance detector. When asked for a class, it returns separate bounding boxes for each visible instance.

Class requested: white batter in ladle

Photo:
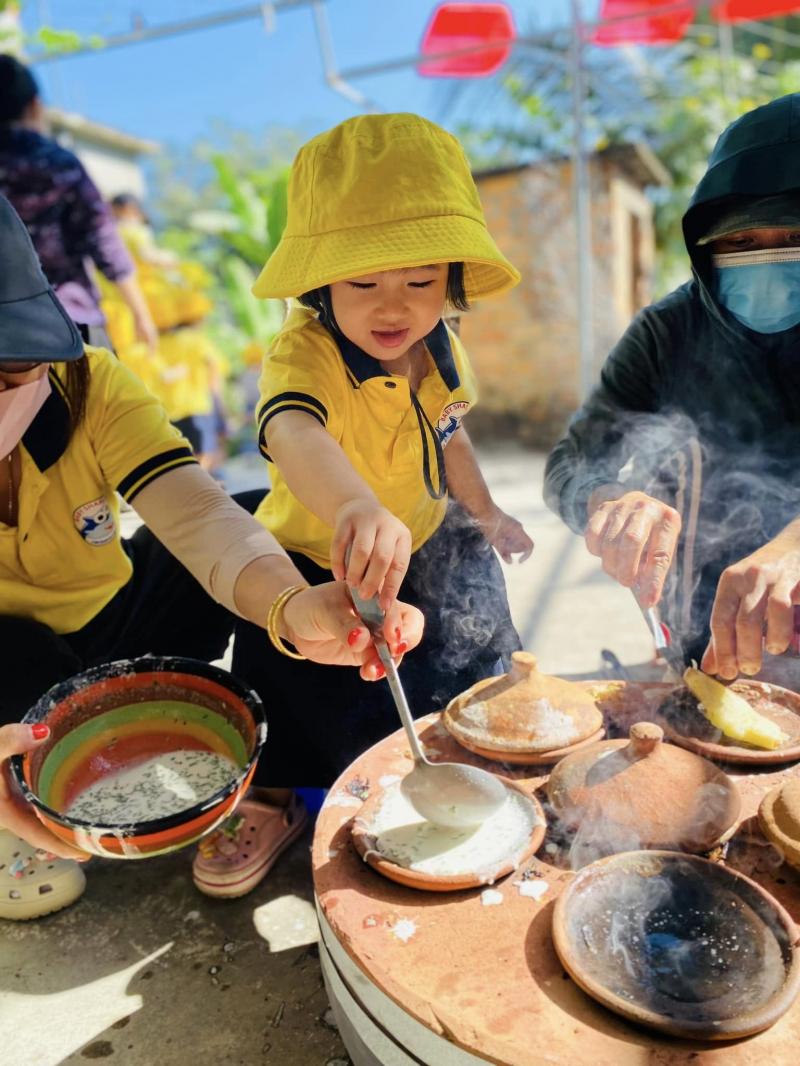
[350,585,506,828]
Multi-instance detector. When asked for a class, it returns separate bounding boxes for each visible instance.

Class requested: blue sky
[25,1,600,150]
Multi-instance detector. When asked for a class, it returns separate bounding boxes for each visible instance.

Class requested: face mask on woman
[0,371,51,458]
[712,247,800,334]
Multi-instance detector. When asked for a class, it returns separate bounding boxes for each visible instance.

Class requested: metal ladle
[349,583,507,828]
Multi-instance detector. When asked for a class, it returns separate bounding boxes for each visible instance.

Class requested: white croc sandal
[0,829,86,921]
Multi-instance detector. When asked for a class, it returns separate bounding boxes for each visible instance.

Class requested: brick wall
[461,157,656,447]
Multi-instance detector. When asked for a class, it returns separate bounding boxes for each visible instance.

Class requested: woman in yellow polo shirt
[0,195,422,917]
[227,114,534,817]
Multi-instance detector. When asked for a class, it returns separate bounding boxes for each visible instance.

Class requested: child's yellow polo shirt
[0,346,197,634]
[254,307,478,567]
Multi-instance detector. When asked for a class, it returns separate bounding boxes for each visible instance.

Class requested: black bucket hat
[0,194,84,363]
[696,191,800,246]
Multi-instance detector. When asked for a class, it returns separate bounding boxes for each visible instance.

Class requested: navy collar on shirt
[22,369,71,472]
[330,319,460,392]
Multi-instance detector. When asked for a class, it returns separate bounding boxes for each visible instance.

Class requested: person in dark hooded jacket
[545,93,800,684]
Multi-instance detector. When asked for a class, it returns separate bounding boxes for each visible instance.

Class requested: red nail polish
[347,628,362,647]
[375,664,386,679]
[394,641,408,656]
[395,627,401,641]
[31,723,49,740]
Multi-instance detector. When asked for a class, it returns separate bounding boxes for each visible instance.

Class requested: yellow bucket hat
[252,113,520,302]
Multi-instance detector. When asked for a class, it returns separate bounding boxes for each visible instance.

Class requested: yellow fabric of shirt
[0,346,196,634]
[254,306,478,567]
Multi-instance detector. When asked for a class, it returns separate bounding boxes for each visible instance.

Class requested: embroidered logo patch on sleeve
[73,497,116,546]
[437,400,470,447]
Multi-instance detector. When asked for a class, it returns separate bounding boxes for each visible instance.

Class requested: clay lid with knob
[443,651,604,754]
[546,722,742,852]
[759,778,800,871]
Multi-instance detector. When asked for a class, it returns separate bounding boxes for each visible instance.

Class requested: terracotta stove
[313,681,800,1066]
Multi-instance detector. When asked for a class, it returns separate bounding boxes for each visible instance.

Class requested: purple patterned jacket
[0,127,133,325]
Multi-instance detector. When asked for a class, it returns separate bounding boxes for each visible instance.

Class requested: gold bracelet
[266,584,308,660]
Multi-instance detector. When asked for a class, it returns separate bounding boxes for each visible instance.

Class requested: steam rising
[591,405,800,656]
[408,501,520,707]
[546,779,735,870]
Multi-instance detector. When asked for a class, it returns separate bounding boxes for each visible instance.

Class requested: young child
[110,192,180,269]
[101,203,228,472]
[193,113,533,897]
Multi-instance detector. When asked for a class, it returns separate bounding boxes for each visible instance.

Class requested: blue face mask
[712,248,800,334]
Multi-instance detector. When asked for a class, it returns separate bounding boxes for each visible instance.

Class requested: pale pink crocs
[192,794,308,899]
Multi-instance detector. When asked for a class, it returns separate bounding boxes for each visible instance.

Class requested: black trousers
[234,501,521,788]
[0,501,262,722]
[173,416,203,454]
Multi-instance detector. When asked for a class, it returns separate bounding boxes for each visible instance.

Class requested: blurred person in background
[102,201,230,472]
[122,312,230,474]
[110,191,179,269]
[0,54,157,350]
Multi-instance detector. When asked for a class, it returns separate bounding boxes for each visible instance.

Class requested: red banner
[592,1,695,46]
[418,2,516,78]
[713,0,800,22]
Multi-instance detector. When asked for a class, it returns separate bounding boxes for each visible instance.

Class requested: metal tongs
[635,597,685,683]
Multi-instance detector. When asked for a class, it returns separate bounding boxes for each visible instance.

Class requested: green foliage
[151,126,299,435]
[0,2,105,57]
[33,26,83,53]
[219,254,283,341]
[153,125,298,347]
[265,171,288,254]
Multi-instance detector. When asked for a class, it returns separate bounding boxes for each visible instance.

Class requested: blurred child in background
[101,197,229,473]
[110,192,179,269]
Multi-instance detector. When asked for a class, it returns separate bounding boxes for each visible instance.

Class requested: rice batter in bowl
[64,749,240,824]
[13,656,265,858]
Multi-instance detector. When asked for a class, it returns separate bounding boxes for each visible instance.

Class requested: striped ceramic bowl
[11,657,265,859]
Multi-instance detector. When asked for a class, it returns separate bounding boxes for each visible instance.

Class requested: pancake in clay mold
[357,780,542,878]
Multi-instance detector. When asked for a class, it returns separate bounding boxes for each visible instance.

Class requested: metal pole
[311,0,379,112]
[31,0,317,63]
[569,0,594,403]
[717,18,737,116]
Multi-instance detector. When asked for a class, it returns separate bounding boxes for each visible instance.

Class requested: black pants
[173,416,203,454]
[234,501,521,788]
[0,520,239,723]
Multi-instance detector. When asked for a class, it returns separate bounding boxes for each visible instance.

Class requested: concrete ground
[0,447,658,1066]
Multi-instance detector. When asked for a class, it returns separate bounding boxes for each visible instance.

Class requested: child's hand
[331,500,412,609]
[479,506,534,564]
